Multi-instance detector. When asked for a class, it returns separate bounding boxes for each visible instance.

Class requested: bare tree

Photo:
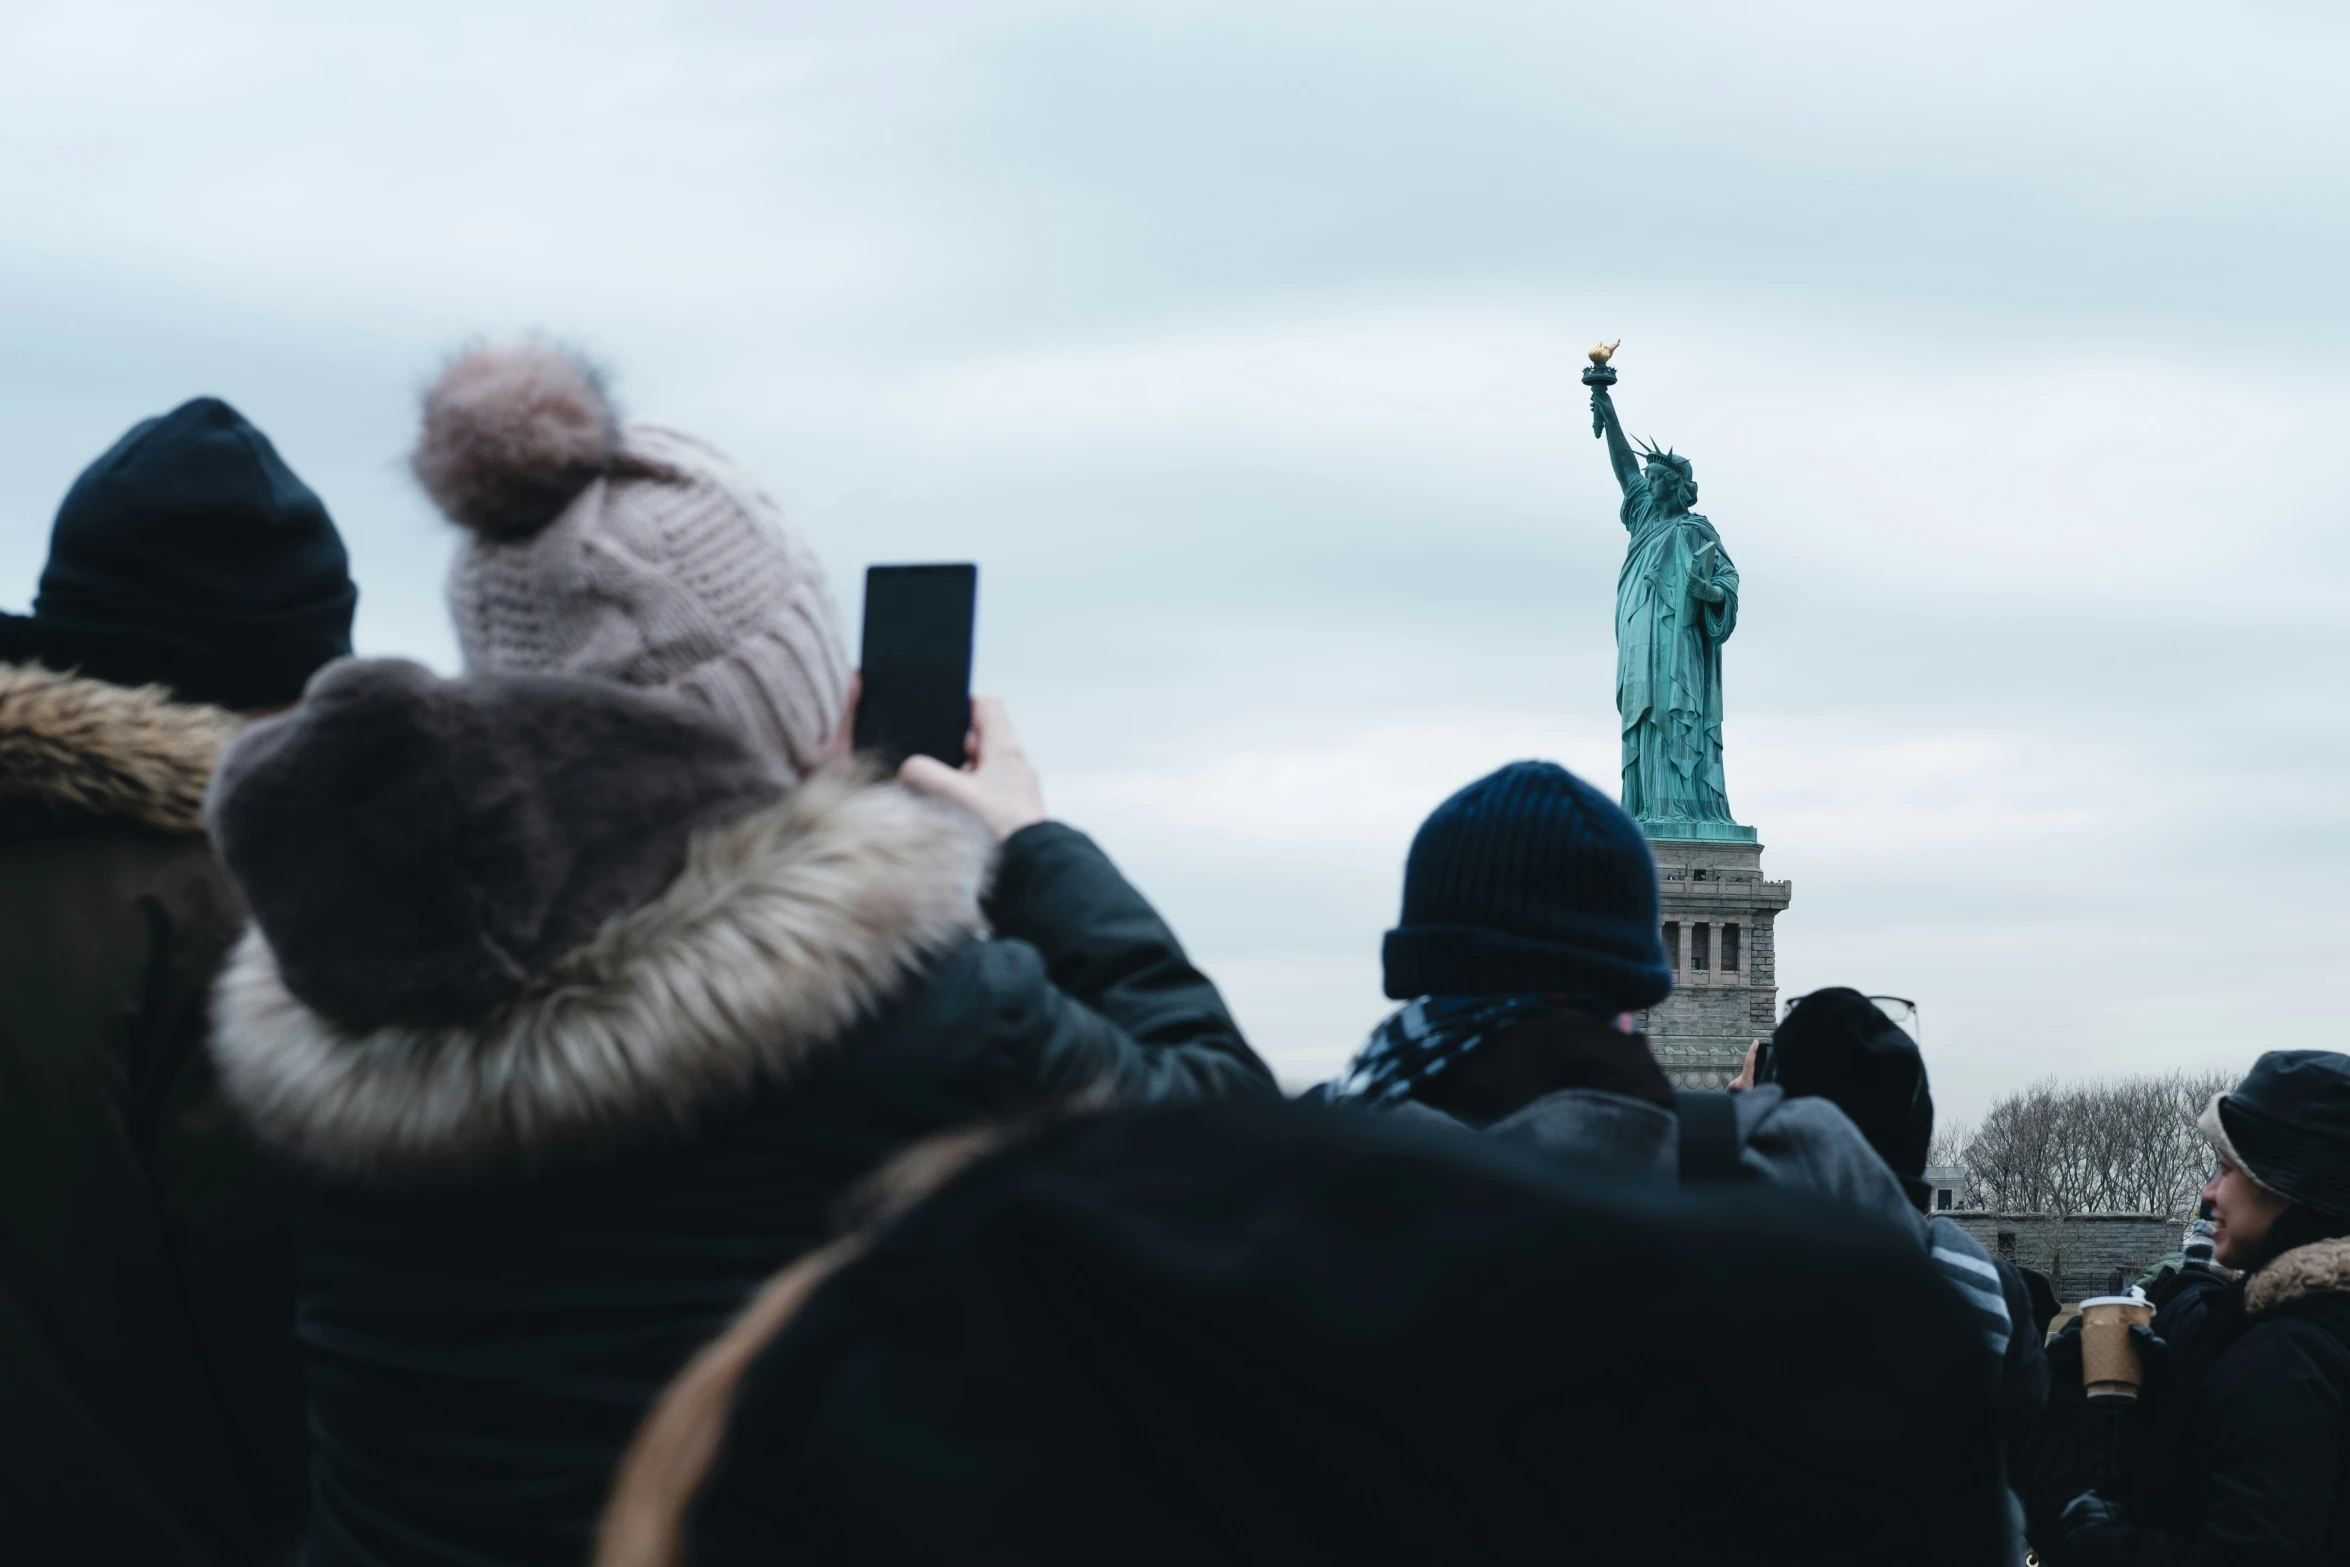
[1955,1069,2236,1218]
[1965,1081,2066,1214]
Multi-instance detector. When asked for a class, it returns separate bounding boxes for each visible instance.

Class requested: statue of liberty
[1584,345,1753,841]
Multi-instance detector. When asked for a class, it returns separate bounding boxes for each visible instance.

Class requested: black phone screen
[853,563,977,766]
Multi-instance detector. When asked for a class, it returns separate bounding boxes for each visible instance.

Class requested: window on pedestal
[1663,922,1679,970]
[1691,923,1710,971]
[1722,923,1741,972]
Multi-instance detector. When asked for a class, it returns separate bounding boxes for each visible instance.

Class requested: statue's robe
[1615,471,1739,825]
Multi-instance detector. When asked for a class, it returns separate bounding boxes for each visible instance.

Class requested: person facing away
[594,1097,2009,1567]
[1758,991,2032,1376]
[1759,988,2043,1562]
[0,398,352,1563]
[2043,1050,2350,1566]
[1308,760,1916,1226]
[201,658,1275,1567]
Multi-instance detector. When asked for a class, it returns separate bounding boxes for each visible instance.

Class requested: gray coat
[1422,1080,2027,1566]
[1439,1082,1923,1231]
[1457,1084,2012,1344]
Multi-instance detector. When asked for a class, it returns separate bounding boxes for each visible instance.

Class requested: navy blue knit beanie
[1381,761,1671,1010]
[0,397,355,709]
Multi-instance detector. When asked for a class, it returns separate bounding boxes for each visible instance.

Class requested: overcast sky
[4,1,2344,1120]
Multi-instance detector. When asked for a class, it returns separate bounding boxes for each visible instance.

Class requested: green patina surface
[1585,361,1755,846]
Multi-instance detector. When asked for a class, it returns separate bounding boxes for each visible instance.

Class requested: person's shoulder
[1494,1088,1676,1178]
[1927,1213,1995,1264]
[876,922,1175,1076]
[0,810,241,942]
[2207,1239,2347,1351]
[2238,1288,2350,1362]
[1738,1090,1921,1225]
[2203,1306,2350,1418]
[999,820,1096,861]
[1743,1086,1868,1143]
[860,929,1015,1029]
[806,932,1025,1106]
[1923,1218,2008,1312]
[145,834,246,957]
[0,663,234,836]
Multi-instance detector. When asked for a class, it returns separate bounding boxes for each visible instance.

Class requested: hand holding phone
[898,696,1046,842]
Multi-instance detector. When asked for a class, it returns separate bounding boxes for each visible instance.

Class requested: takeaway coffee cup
[2079,1293,2156,1400]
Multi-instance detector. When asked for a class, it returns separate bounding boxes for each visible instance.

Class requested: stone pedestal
[1637,835,1792,1088]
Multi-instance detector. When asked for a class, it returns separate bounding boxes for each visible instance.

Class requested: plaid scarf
[1325,994,1564,1109]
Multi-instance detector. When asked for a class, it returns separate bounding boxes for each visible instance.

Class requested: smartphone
[853,563,977,766]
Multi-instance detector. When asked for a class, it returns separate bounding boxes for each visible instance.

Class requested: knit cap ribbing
[1381,761,1671,1010]
[444,425,849,782]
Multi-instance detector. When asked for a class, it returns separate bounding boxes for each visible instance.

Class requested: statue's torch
[1583,340,1619,437]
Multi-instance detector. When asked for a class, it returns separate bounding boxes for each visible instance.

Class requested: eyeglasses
[1781,992,1919,1042]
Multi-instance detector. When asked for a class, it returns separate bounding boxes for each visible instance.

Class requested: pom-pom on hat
[415,341,851,783]
[412,342,620,541]
[1381,761,1671,1011]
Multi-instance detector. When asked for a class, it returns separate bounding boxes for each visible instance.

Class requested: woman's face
[2204,1158,2292,1267]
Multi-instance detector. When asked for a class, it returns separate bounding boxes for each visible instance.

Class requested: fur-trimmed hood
[2247,1236,2350,1316]
[0,661,238,832]
[210,771,993,1184]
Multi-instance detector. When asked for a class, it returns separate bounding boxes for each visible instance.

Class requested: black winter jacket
[2063,1236,2350,1565]
[207,775,1273,1567]
[0,665,307,1565]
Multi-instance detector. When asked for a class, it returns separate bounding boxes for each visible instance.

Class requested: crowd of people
[2,341,2345,1565]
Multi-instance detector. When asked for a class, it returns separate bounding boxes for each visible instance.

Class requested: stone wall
[1942,1213,2184,1303]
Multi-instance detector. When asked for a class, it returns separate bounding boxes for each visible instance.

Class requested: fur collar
[0,661,237,833]
[2246,1237,2350,1316]
[210,771,994,1184]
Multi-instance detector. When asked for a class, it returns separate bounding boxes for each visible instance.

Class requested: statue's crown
[1636,438,1693,480]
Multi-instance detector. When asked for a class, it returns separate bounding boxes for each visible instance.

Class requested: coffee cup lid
[2079,1294,2149,1310]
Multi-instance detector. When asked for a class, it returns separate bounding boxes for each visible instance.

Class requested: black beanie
[0,397,356,709]
[1380,761,1671,1010]
[1768,988,1933,1181]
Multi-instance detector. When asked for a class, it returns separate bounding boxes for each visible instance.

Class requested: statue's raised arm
[1591,384,1641,496]
[1581,342,1639,496]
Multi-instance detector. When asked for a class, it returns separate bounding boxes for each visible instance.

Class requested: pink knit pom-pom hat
[414,341,850,783]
